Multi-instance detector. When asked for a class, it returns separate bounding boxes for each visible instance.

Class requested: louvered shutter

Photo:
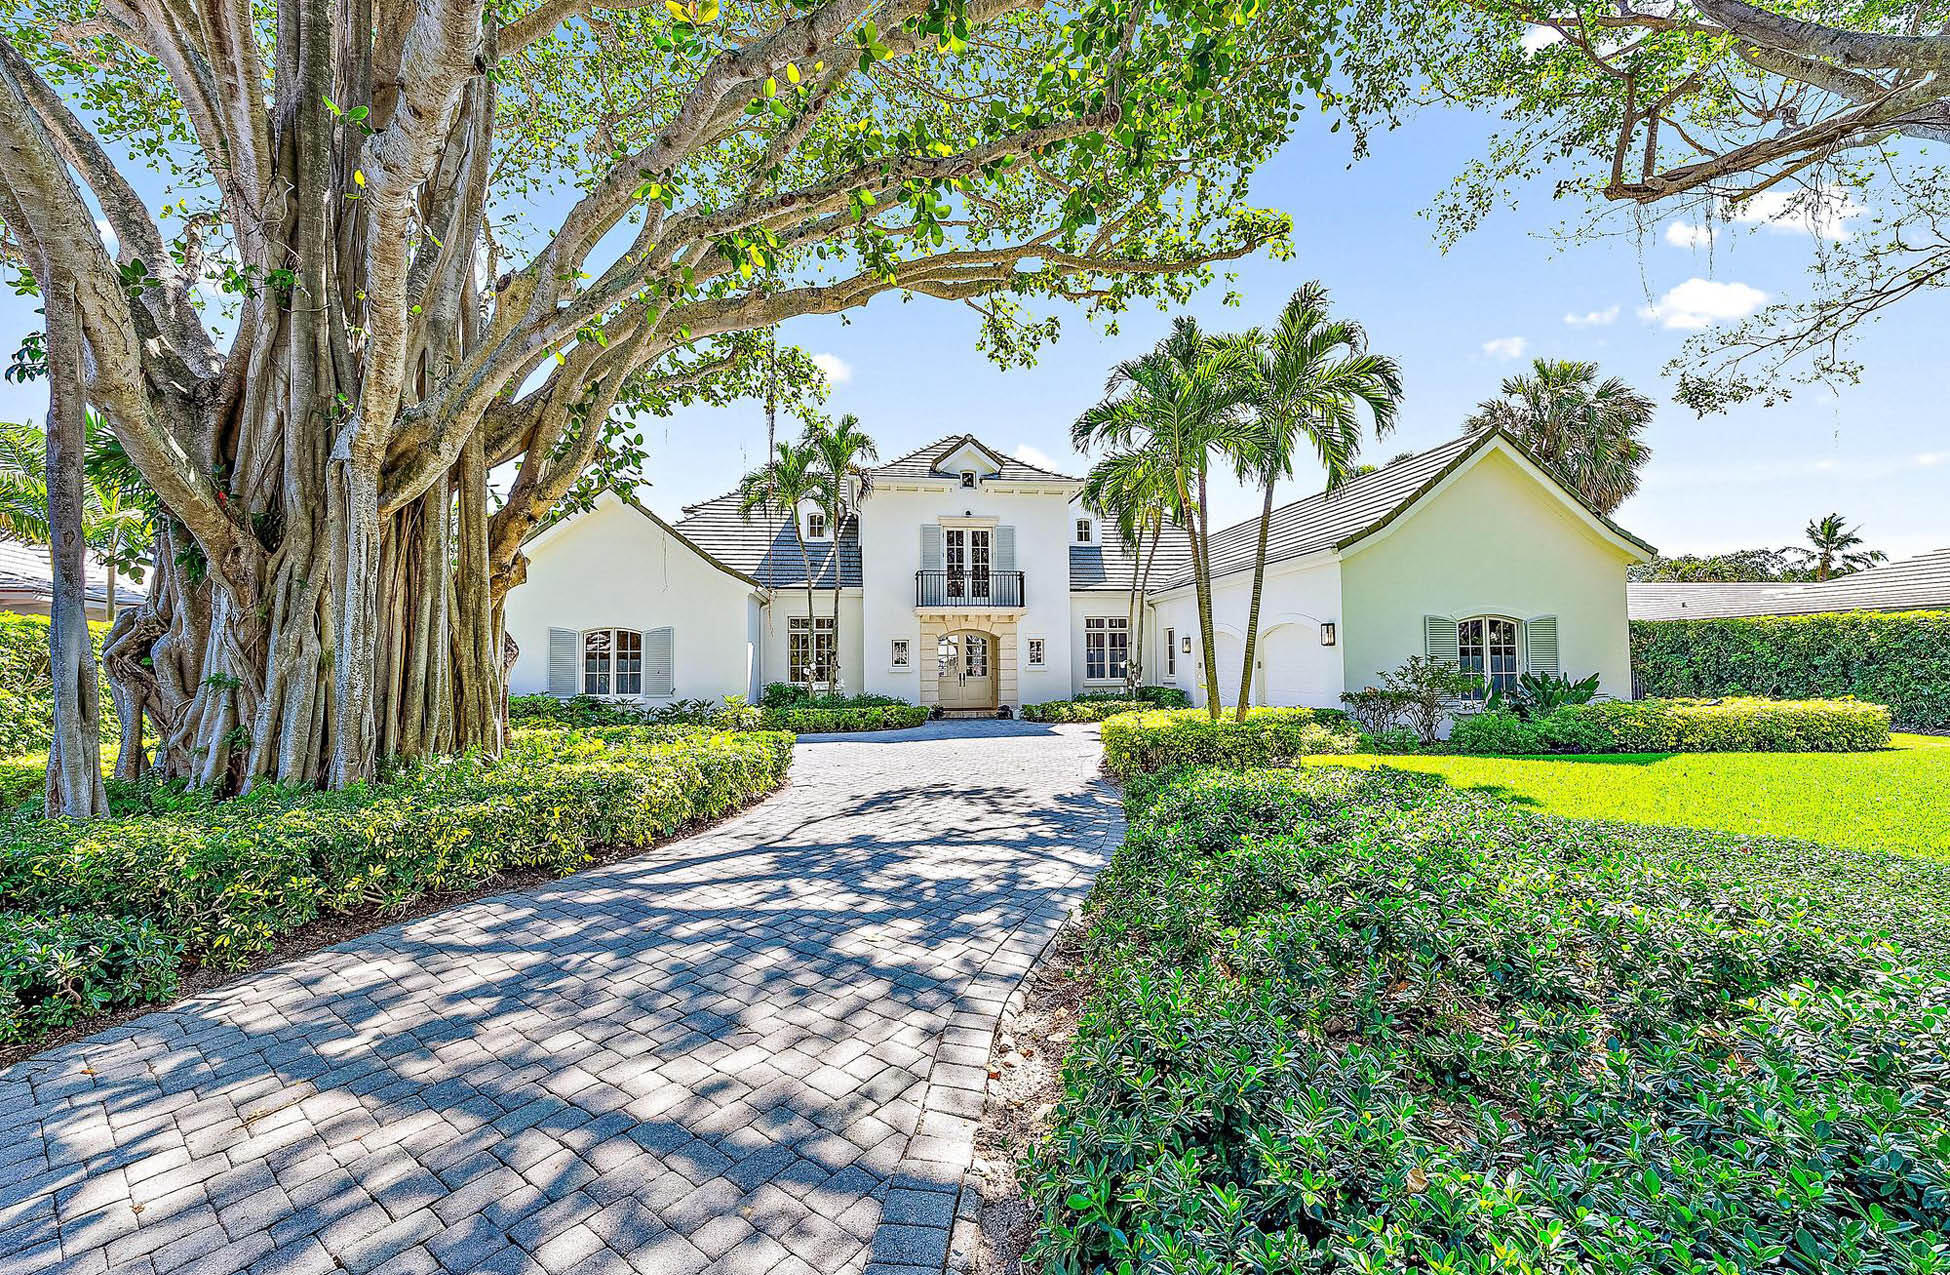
[993,525,1016,573]
[644,627,675,697]
[1423,615,1459,665]
[548,628,580,696]
[1524,615,1559,678]
[920,524,943,571]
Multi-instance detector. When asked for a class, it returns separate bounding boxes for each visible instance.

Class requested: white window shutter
[993,525,1016,573]
[1423,615,1459,665]
[1525,615,1559,677]
[548,628,580,696]
[643,627,675,697]
[920,524,943,572]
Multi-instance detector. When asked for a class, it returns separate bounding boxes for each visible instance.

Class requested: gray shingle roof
[870,435,1082,483]
[673,493,862,588]
[1628,547,1950,620]
[1069,532,1193,592]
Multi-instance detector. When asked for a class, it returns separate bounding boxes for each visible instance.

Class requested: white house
[504,430,1655,714]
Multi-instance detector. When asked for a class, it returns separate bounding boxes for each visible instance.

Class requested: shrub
[0,726,793,1039]
[1632,610,1950,731]
[0,911,182,1044]
[1021,699,1146,723]
[1100,707,1360,780]
[509,693,922,733]
[1344,655,1480,744]
[759,682,907,710]
[1442,697,1891,755]
[1077,686,1191,709]
[1484,669,1601,718]
[0,612,116,757]
[1026,764,1950,1274]
[754,704,928,733]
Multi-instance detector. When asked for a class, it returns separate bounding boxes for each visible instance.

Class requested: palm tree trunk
[1184,465,1222,721]
[1234,478,1275,721]
[1123,529,1143,695]
[828,527,842,693]
[1135,516,1161,691]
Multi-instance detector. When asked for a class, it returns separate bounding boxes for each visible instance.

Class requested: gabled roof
[1144,430,1654,593]
[673,492,862,588]
[870,434,1081,484]
[1628,547,1950,620]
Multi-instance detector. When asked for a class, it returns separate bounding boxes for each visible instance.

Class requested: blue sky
[3,99,1942,562]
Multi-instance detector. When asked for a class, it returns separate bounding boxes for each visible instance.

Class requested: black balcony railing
[916,570,1025,608]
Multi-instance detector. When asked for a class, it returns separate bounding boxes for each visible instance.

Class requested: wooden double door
[935,629,995,710]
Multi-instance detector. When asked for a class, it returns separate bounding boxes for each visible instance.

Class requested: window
[1164,628,1175,676]
[890,638,911,670]
[1075,519,1093,544]
[1457,616,1520,697]
[789,615,837,685]
[805,510,828,540]
[1084,617,1128,681]
[959,470,977,489]
[1026,637,1045,668]
[583,628,643,696]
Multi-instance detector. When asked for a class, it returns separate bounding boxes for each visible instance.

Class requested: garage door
[1207,633,1245,709]
[1259,623,1326,707]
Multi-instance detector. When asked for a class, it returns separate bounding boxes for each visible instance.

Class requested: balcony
[915,570,1025,610]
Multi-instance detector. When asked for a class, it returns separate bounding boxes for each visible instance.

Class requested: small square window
[1075,519,1092,544]
[959,471,977,489]
[1027,638,1045,668]
[890,638,911,669]
[805,510,828,540]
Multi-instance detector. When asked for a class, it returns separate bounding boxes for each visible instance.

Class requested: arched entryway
[935,629,997,711]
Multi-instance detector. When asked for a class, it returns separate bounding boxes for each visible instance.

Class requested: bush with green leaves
[0,726,791,1040]
[1025,764,1950,1274]
[754,704,928,733]
[1022,699,1147,723]
[1632,610,1950,730]
[758,683,908,710]
[1484,669,1601,718]
[1444,696,1891,756]
[1077,686,1191,709]
[1343,655,1481,744]
[508,692,922,734]
[0,612,115,757]
[1100,707,1360,780]
[1,911,182,1044]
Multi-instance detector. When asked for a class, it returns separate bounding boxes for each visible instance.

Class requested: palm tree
[1229,284,1403,720]
[1464,358,1654,515]
[737,440,830,694]
[0,416,152,619]
[807,414,877,691]
[1080,448,1174,694]
[1074,316,1251,719]
[1804,513,1886,581]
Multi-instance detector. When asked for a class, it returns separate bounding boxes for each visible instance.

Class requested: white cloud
[1482,336,1528,360]
[1664,183,1868,249]
[1638,278,1767,329]
[1563,305,1620,327]
[1013,442,1064,472]
[810,352,852,385]
[1520,24,1563,52]
[1918,451,1948,467]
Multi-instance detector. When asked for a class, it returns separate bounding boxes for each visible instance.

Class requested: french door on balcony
[943,528,991,601]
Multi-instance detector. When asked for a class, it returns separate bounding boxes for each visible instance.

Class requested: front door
[936,630,996,710]
[943,528,992,601]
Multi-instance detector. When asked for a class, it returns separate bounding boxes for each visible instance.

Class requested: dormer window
[805,510,828,540]
[959,470,977,489]
[1075,519,1093,544]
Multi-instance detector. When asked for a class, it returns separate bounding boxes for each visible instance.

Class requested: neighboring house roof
[1628,547,1950,620]
[673,492,862,588]
[0,539,148,612]
[870,435,1082,484]
[1143,429,1654,594]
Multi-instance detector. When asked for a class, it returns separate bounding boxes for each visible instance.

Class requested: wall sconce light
[1181,635,1192,653]
[1320,622,1337,646]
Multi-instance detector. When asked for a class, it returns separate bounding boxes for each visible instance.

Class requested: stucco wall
[857,480,1076,707]
[1144,555,1344,708]
[759,590,865,696]
[1338,447,1637,697]
[505,495,760,703]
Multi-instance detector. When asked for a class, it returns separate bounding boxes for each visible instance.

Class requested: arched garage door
[1258,622,1334,707]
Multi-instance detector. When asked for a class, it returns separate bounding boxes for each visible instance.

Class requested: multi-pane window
[1457,616,1519,697]
[789,615,837,685]
[1084,617,1128,681]
[583,628,643,696]
[805,510,828,540]
[1026,638,1045,668]
[1164,628,1175,675]
[1075,519,1093,544]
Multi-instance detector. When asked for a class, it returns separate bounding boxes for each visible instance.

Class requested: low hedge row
[0,726,792,1043]
[1100,707,1360,780]
[1028,763,1950,1273]
[1021,699,1146,723]
[1632,610,1950,730]
[753,704,928,733]
[1,911,182,1045]
[1447,695,1892,755]
[507,693,926,734]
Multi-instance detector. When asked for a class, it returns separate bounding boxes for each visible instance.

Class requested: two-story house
[504,430,1654,713]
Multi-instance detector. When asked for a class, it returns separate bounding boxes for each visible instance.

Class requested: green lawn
[1303,733,1950,860]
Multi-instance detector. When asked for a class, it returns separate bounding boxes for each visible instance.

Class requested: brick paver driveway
[0,720,1119,1275]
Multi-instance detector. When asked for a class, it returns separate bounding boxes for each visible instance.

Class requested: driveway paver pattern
[0,720,1119,1275]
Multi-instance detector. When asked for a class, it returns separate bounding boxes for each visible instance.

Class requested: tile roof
[672,492,862,588]
[0,539,148,608]
[1069,530,1193,592]
[869,435,1082,484]
[1628,547,1950,620]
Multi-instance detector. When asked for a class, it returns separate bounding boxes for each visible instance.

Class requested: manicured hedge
[1022,699,1146,723]
[754,704,928,732]
[1,911,181,1045]
[0,612,115,758]
[1027,764,1950,1273]
[508,693,926,734]
[0,726,792,1042]
[1632,610,1950,730]
[1448,695,1892,755]
[1099,707,1360,780]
